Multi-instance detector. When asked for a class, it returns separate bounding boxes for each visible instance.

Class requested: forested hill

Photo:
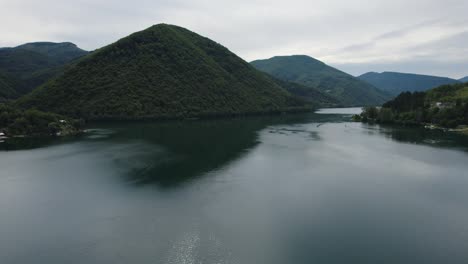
[251,55,390,106]
[0,42,88,98]
[17,24,309,120]
[0,71,20,101]
[359,72,459,96]
[15,42,88,64]
[271,77,341,107]
[460,76,468,83]
[359,71,460,96]
[357,83,468,128]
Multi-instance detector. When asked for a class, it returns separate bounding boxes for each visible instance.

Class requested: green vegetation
[0,72,20,101]
[0,42,88,98]
[271,77,341,107]
[354,83,468,128]
[1,43,88,137]
[251,55,390,106]
[18,24,310,120]
[359,71,460,96]
[0,104,83,137]
[15,42,88,64]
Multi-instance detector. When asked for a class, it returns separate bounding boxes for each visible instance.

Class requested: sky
[1,0,467,78]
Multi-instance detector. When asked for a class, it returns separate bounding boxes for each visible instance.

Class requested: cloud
[322,17,468,78]
[1,0,467,78]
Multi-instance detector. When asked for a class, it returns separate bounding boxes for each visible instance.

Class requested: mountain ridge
[251,55,390,106]
[359,71,460,96]
[0,42,88,98]
[15,42,88,64]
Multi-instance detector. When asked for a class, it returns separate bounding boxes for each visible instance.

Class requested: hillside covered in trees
[359,71,460,96]
[355,83,468,128]
[270,77,341,107]
[251,55,390,106]
[0,104,83,137]
[0,72,19,101]
[14,42,88,64]
[0,42,88,100]
[18,24,310,120]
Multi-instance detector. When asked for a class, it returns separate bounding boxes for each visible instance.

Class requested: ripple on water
[85,129,116,139]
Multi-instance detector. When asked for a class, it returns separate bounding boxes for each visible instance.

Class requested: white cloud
[1,0,467,78]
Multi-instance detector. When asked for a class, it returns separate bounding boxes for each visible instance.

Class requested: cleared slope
[18,24,308,119]
[251,55,390,106]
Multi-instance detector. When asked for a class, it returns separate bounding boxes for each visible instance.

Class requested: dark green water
[1,108,468,264]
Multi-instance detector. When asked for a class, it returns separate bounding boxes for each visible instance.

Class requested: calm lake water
[1,108,468,264]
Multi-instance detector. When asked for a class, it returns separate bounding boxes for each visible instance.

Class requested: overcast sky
[1,0,467,78]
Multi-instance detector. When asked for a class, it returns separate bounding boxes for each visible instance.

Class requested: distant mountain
[15,42,88,64]
[251,55,390,106]
[18,24,309,119]
[0,42,88,98]
[459,76,468,83]
[359,71,460,96]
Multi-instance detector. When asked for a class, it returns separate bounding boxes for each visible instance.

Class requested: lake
[1,108,468,264]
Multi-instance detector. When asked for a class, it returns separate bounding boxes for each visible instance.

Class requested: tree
[378,108,393,123]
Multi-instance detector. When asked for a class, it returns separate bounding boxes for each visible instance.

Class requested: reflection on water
[0,135,81,151]
[110,119,267,187]
[0,114,335,188]
[315,107,363,115]
[1,110,468,264]
[375,124,468,152]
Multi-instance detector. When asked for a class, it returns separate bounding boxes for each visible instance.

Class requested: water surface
[1,109,468,264]
[314,107,362,115]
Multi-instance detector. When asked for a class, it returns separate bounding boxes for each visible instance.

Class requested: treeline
[0,104,84,137]
[354,83,468,128]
